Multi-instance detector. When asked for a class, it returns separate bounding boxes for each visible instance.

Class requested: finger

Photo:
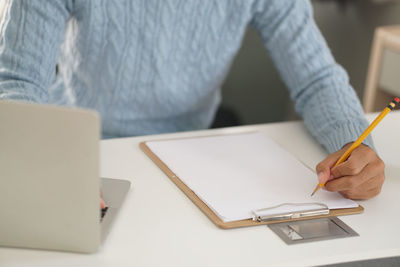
[317,171,330,185]
[316,149,344,184]
[339,178,384,200]
[331,145,376,178]
[351,172,385,194]
[357,174,385,192]
[100,197,106,209]
[325,161,383,192]
[340,188,380,200]
[316,149,344,173]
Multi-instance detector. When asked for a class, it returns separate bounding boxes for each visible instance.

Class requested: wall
[219,0,400,126]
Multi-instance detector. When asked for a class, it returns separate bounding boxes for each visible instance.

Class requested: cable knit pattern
[0,0,372,153]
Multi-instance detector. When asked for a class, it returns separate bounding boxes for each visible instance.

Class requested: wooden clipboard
[140,141,364,229]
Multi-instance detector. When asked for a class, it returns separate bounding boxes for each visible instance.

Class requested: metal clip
[252,202,329,222]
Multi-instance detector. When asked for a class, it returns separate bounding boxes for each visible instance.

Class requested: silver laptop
[0,100,130,253]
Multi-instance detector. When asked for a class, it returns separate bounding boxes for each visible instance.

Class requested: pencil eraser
[394,97,400,103]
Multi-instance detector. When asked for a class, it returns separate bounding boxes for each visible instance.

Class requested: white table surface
[1,111,400,267]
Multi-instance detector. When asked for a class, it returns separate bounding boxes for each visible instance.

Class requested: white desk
[1,112,400,267]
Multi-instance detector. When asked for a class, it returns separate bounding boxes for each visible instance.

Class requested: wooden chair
[364,26,400,112]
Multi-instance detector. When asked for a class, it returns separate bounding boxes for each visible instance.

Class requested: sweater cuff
[316,120,375,154]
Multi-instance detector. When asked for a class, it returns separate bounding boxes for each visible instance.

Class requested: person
[0,0,384,200]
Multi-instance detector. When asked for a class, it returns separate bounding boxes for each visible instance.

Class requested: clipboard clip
[252,202,329,222]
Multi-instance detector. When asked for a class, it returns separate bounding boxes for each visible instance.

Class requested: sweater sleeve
[0,0,72,103]
[250,0,373,153]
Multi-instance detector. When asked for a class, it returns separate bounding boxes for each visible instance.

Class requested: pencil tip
[311,185,320,197]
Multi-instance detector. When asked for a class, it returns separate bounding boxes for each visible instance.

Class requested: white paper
[147,132,358,222]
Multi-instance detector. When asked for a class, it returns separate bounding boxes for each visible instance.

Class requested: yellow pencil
[311,97,400,196]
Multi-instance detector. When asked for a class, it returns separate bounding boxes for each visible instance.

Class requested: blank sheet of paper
[146,132,358,222]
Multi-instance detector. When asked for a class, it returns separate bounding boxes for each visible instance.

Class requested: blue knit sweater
[0,0,372,153]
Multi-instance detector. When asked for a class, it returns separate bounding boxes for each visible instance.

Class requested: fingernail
[317,172,325,183]
[329,174,334,180]
[100,198,106,209]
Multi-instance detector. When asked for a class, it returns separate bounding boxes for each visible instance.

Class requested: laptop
[0,100,130,253]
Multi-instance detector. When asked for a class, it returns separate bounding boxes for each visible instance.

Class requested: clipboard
[140,137,364,229]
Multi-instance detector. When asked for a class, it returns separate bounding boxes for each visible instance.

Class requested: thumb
[316,150,343,184]
[316,167,330,185]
